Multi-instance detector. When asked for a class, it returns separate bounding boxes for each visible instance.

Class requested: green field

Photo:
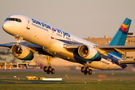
[0,70,135,90]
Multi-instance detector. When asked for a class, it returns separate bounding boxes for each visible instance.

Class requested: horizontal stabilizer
[96,46,135,55]
[95,47,108,56]
[119,60,135,64]
[114,48,125,55]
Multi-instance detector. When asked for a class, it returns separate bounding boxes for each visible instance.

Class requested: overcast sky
[0,0,135,43]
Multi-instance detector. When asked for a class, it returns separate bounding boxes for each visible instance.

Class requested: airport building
[0,42,39,69]
[0,32,135,69]
[84,32,135,60]
[84,32,135,46]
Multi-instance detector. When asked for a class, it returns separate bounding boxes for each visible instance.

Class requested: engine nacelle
[78,45,101,61]
[11,45,34,60]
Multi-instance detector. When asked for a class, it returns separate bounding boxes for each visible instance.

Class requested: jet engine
[11,45,34,60]
[78,45,101,61]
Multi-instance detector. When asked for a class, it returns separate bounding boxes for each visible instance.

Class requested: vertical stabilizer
[109,18,132,46]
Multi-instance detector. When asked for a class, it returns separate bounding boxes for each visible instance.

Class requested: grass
[0,82,135,90]
[0,70,135,90]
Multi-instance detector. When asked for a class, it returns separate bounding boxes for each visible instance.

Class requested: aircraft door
[26,20,30,30]
[51,29,56,39]
[23,20,33,39]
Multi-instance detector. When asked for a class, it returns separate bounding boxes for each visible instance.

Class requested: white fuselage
[2,14,123,70]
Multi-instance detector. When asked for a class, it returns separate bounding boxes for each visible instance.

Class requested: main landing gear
[81,66,92,75]
[43,55,55,74]
[81,62,92,75]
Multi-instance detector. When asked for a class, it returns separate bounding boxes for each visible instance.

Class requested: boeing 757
[1,14,135,75]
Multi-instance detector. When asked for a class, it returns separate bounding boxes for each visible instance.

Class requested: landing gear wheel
[88,69,92,75]
[83,67,89,75]
[47,70,50,74]
[51,68,55,74]
[48,66,52,72]
[81,67,85,72]
[84,71,87,75]
[81,66,92,75]
[44,66,48,72]
[43,66,55,74]
[86,67,89,72]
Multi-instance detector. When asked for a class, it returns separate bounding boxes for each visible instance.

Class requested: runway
[0,69,135,90]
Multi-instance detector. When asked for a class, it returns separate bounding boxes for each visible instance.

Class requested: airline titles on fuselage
[31,18,71,40]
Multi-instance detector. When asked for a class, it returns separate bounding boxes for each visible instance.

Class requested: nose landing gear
[14,36,23,45]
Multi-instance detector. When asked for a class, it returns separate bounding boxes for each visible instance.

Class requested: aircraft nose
[2,21,12,32]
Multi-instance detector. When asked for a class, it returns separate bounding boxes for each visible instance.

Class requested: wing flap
[114,48,125,55]
[119,60,135,64]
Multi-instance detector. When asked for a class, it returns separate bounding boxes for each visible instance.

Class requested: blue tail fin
[109,18,132,46]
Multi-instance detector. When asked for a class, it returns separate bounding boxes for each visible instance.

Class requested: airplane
[1,14,135,75]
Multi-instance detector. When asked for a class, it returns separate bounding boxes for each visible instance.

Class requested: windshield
[5,18,22,22]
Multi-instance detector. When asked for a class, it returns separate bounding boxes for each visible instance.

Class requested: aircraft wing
[64,44,135,56]
[1,43,135,57]
[0,44,13,48]
[0,44,53,56]
[0,44,40,49]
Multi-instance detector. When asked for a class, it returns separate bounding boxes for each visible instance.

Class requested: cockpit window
[5,18,22,22]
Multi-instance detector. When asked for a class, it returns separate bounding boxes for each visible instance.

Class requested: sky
[0,0,135,43]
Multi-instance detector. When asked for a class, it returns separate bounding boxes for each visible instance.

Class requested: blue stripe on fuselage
[102,53,127,69]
